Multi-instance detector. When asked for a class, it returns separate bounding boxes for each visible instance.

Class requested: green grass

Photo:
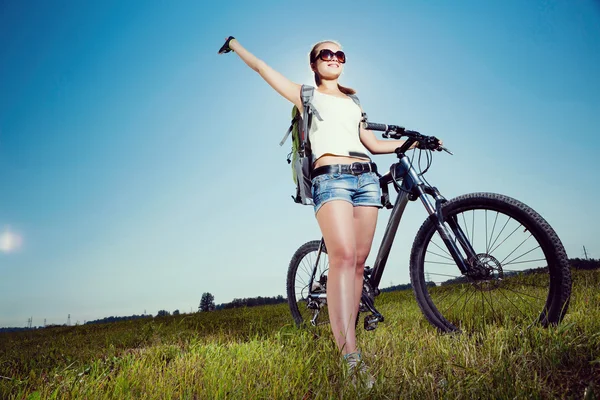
[1,269,599,399]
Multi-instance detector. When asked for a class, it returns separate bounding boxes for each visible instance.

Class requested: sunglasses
[313,49,346,64]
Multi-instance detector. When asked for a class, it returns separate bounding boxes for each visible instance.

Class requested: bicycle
[286,122,572,333]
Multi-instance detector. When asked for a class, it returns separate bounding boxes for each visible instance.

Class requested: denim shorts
[311,171,383,214]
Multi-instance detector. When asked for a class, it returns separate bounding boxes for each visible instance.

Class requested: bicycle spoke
[425,261,460,266]
[479,290,486,325]
[300,257,313,277]
[458,286,478,316]
[502,288,540,319]
[430,239,452,258]
[502,246,541,266]
[487,211,500,254]
[442,285,472,316]
[503,279,549,290]
[432,285,462,306]
[488,217,510,254]
[485,210,488,254]
[471,209,475,249]
[299,261,312,280]
[427,261,456,266]
[500,284,545,302]
[499,234,533,265]
[426,271,462,279]
[482,289,499,323]
[503,258,546,267]
[426,249,455,262]
[296,277,308,290]
[461,212,470,244]
[296,267,310,286]
[489,224,522,255]
[495,286,530,320]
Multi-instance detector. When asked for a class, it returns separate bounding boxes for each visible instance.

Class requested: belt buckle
[350,162,365,174]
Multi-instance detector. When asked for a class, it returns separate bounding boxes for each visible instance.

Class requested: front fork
[415,185,477,275]
[396,155,476,275]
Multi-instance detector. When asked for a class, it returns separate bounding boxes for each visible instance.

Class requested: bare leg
[352,206,379,326]
[315,200,358,354]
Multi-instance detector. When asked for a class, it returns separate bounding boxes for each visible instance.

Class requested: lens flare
[0,227,23,253]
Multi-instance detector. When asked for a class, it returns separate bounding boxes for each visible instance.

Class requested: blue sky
[1,0,598,328]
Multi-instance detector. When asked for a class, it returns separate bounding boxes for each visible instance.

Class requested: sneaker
[343,351,376,389]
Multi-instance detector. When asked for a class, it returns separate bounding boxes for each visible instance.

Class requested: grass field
[1,269,599,399]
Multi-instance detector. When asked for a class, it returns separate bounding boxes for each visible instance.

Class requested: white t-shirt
[309,90,371,163]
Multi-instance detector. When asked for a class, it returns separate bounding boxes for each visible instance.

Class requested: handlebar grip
[365,122,388,131]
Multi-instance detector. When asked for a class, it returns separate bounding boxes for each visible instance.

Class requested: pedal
[364,314,380,331]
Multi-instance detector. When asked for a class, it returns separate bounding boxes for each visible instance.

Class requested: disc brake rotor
[469,253,504,291]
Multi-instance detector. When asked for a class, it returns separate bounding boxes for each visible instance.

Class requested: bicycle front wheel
[410,192,571,333]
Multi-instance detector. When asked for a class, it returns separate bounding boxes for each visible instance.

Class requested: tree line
[569,258,600,270]
[3,259,597,331]
[197,291,287,312]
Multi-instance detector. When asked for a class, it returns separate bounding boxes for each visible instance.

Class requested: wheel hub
[306,274,327,309]
[467,253,504,291]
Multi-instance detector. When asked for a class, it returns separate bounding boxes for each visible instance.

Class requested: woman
[218,36,417,386]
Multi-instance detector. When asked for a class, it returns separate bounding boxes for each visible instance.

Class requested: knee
[356,253,369,269]
[330,247,356,269]
[355,250,370,268]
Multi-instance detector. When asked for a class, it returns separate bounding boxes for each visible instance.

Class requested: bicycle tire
[410,192,571,333]
[286,240,330,327]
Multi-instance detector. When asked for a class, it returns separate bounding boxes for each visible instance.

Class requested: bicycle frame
[306,151,479,308]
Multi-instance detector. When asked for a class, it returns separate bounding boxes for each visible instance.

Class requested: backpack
[279,85,362,205]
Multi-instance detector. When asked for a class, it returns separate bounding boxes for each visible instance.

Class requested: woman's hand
[417,136,444,151]
[218,36,236,54]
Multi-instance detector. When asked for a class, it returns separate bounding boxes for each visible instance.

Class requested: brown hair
[309,40,356,95]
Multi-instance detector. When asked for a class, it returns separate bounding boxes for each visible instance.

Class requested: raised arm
[219,37,302,111]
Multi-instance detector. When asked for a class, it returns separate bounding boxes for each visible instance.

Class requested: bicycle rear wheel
[410,192,571,333]
[286,240,330,327]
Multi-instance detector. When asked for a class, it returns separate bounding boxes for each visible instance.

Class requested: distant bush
[216,295,287,310]
[570,258,600,270]
[85,315,151,325]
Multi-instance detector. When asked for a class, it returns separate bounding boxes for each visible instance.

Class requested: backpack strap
[279,113,299,146]
[279,85,322,147]
[300,84,322,128]
[348,93,368,123]
[347,93,360,106]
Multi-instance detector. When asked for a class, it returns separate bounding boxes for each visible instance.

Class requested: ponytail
[337,84,356,95]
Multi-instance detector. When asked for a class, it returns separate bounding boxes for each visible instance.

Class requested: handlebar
[364,122,452,154]
[364,122,390,132]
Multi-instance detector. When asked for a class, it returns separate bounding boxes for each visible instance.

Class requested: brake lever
[440,146,453,155]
